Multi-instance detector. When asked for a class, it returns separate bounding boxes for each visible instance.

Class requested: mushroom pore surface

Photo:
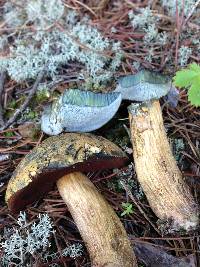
[6,133,128,213]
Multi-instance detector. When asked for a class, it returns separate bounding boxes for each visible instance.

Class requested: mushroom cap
[41,89,122,135]
[6,133,128,213]
[115,70,171,101]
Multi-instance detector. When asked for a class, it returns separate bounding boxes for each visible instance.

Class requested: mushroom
[115,69,171,101]
[115,70,199,232]
[41,89,122,135]
[6,133,137,266]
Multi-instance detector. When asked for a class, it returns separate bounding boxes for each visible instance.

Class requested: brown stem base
[57,172,137,266]
[128,100,199,232]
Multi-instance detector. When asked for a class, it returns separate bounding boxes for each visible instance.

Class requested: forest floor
[0,0,200,266]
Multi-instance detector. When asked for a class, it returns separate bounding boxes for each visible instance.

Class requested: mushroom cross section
[6,133,137,267]
[115,69,171,101]
[41,89,122,135]
[116,70,199,232]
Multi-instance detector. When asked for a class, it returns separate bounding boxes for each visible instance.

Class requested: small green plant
[36,86,50,103]
[121,202,134,217]
[7,99,17,109]
[24,110,37,120]
[173,63,200,107]
[3,131,15,137]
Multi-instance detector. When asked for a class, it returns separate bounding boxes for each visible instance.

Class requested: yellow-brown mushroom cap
[6,133,128,213]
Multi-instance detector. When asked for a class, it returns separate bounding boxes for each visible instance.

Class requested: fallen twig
[183,0,200,27]
[120,179,161,235]
[175,0,185,67]
[0,69,45,131]
[0,71,6,127]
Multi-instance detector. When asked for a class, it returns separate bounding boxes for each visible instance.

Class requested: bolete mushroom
[41,89,122,135]
[6,133,137,266]
[115,70,199,232]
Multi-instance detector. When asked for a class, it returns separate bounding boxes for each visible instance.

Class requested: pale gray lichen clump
[1,212,53,266]
[161,0,198,16]
[128,6,169,65]
[129,7,168,47]
[44,244,83,264]
[128,1,199,66]
[41,89,122,135]
[0,212,82,266]
[178,46,193,67]
[0,0,122,85]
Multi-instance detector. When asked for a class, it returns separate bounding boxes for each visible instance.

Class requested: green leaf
[173,69,198,88]
[173,63,200,107]
[188,83,200,107]
[121,202,134,216]
[189,62,200,72]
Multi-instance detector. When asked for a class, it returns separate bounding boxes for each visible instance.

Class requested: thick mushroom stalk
[57,172,136,266]
[128,100,199,232]
[6,133,137,266]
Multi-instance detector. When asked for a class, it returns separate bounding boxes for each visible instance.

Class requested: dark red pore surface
[8,156,128,213]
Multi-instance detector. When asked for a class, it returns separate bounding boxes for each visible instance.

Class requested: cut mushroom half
[115,69,171,101]
[6,133,137,267]
[116,70,199,232]
[41,89,122,135]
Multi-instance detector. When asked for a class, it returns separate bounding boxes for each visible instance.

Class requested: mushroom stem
[57,172,137,267]
[128,100,199,232]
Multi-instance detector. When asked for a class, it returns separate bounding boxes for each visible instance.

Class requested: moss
[36,88,50,103]
[18,122,41,140]
[5,96,26,119]
[104,120,131,148]
[7,99,17,109]
[83,77,114,93]
[3,131,15,137]
[23,110,38,120]
[31,127,41,141]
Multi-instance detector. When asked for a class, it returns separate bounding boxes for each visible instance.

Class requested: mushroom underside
[6,133,137,266]
[8,157,127,213]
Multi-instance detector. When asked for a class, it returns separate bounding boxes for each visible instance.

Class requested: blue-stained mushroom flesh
[115,69,172,101]
[41,89,122,135]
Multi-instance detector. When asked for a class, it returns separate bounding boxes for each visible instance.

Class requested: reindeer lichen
[1,212,82,266]
[1,212,53,266]
[0,0,122,86]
